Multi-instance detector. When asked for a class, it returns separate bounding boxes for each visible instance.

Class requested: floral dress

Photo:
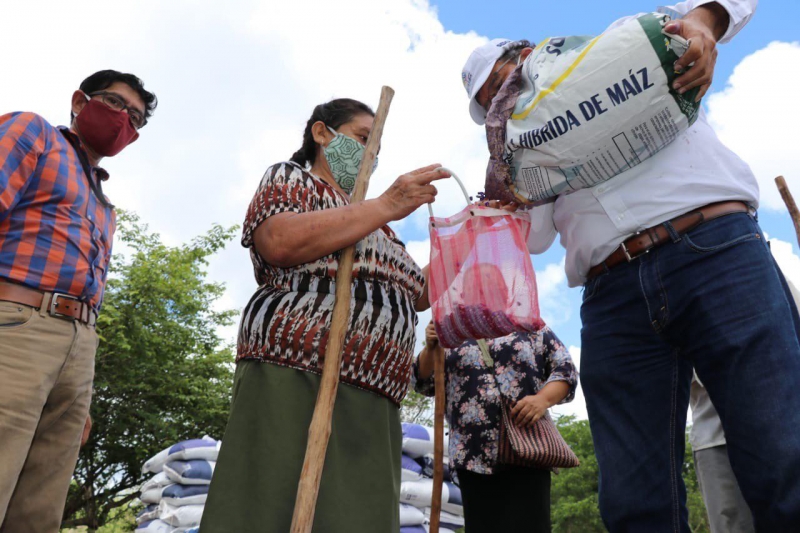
[412,327,578,474]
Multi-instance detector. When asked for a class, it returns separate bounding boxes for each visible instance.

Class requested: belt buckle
[620,232,649,262]
[49,293,82,321]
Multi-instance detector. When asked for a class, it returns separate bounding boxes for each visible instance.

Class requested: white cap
[461,38,515,125]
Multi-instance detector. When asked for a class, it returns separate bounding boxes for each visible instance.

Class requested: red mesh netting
[428,205,545,349]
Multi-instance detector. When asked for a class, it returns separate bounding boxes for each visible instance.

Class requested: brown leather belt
[0,282,97,326]
[586,201,751,281]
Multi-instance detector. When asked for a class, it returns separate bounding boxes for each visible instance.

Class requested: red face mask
[75,98,140,157]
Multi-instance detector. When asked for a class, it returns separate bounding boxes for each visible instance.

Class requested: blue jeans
[580,212,800,532]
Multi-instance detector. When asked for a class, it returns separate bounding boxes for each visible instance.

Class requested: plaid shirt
[0,112,116,310]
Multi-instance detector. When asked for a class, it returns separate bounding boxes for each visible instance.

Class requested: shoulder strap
[476,339,494,368]
[59,128,114,209]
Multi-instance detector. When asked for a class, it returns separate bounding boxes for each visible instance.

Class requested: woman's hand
[379,165,450,221]
[416,320,442,381]
[511,393,550,428]
[425,321,439,350]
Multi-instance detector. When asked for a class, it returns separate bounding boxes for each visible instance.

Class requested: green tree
[401,390,435,426]
[61,212,239,532]
[551,415,710,533]
[684,432,711,533]
[551,415,605,533]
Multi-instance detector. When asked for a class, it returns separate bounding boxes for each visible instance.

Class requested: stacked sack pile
[134,436,220,533]
[399,423,464,533]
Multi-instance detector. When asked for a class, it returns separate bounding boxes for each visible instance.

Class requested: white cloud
[771,238,800,303]
[405,239,432,268]
[707,41,800,211]
[535,258,572,326]
[1,0,492,344]
[550,345,588,420]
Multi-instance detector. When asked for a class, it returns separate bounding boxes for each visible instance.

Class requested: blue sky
[431,0,797,83]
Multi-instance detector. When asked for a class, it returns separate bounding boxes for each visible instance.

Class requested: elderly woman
[414,321,578,533]
[202,98,447,533]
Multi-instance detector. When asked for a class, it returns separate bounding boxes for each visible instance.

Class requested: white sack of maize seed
[424,508,466,529]
[165,437,220,463]
[163,460,216,485]
[400,503,426,526]
[402,454,425,482]
[140,472,171,494]
[400,480,463,516]
[135,520,173,533]
[140,483,175,504]
[401,423,449,459]
[493,12,701,204]
[158,502,204,527]
[136,504,160,525]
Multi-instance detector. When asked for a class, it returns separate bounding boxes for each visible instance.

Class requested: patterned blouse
[237,162,425,405]
[412,328,578,474]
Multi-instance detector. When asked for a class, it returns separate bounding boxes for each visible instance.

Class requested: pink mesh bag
[428,169,545,349]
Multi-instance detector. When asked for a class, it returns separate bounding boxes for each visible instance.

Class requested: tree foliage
[551,415,711,533]
[401,390,435,427]
[62,212,239,531]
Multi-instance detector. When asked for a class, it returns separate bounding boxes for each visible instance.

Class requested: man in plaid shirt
[0,70,156,532]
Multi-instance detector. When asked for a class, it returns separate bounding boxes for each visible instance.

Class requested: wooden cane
[775,176,800,248]
[429,341,446,533]
[290,86,395,533]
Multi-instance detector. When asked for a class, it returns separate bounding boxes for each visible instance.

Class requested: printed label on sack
[504,13,701,203]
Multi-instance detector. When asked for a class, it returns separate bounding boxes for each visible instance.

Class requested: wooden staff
[775,176,800,248]
[290,86,395,533]
[429,342,446,533]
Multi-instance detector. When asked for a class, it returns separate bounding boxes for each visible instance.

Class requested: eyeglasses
[89,91,147,129]
[481,57,514,112]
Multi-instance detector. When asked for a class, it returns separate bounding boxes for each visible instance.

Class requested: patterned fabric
[498,409,580,468]
[237,161,424,405]
[0,112,116,310]
[484,63,524,204]
[322,128,376,194]
[412,327,577,474]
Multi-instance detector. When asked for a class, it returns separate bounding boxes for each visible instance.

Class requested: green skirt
[201,360,402,533]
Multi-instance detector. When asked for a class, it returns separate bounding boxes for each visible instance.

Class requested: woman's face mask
[322,126,378,195]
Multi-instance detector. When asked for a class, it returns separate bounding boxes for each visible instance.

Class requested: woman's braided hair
[290,98,375,167]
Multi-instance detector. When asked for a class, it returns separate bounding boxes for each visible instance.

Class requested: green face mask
[323,126,378,194]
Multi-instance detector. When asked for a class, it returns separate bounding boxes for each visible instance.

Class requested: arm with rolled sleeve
[411,354,437,397]
[526,202,558,255]
[541,327,579,405]
[663,0,757,43]
[0,112,46,217]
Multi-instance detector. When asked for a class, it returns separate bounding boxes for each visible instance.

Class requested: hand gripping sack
[485,12,702,204]
[428,169,544,348]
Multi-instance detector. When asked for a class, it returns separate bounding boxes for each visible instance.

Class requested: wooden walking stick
[429,340,446,533]
[775,176,800,248]
[290,86,394,533]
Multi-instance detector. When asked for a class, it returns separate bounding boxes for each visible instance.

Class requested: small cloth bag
[428,169,544,349]
[476,340,580,469]
[498,407,580,469]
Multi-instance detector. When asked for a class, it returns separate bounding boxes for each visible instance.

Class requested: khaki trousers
[0,296,97,533]
[694,446,756,533]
